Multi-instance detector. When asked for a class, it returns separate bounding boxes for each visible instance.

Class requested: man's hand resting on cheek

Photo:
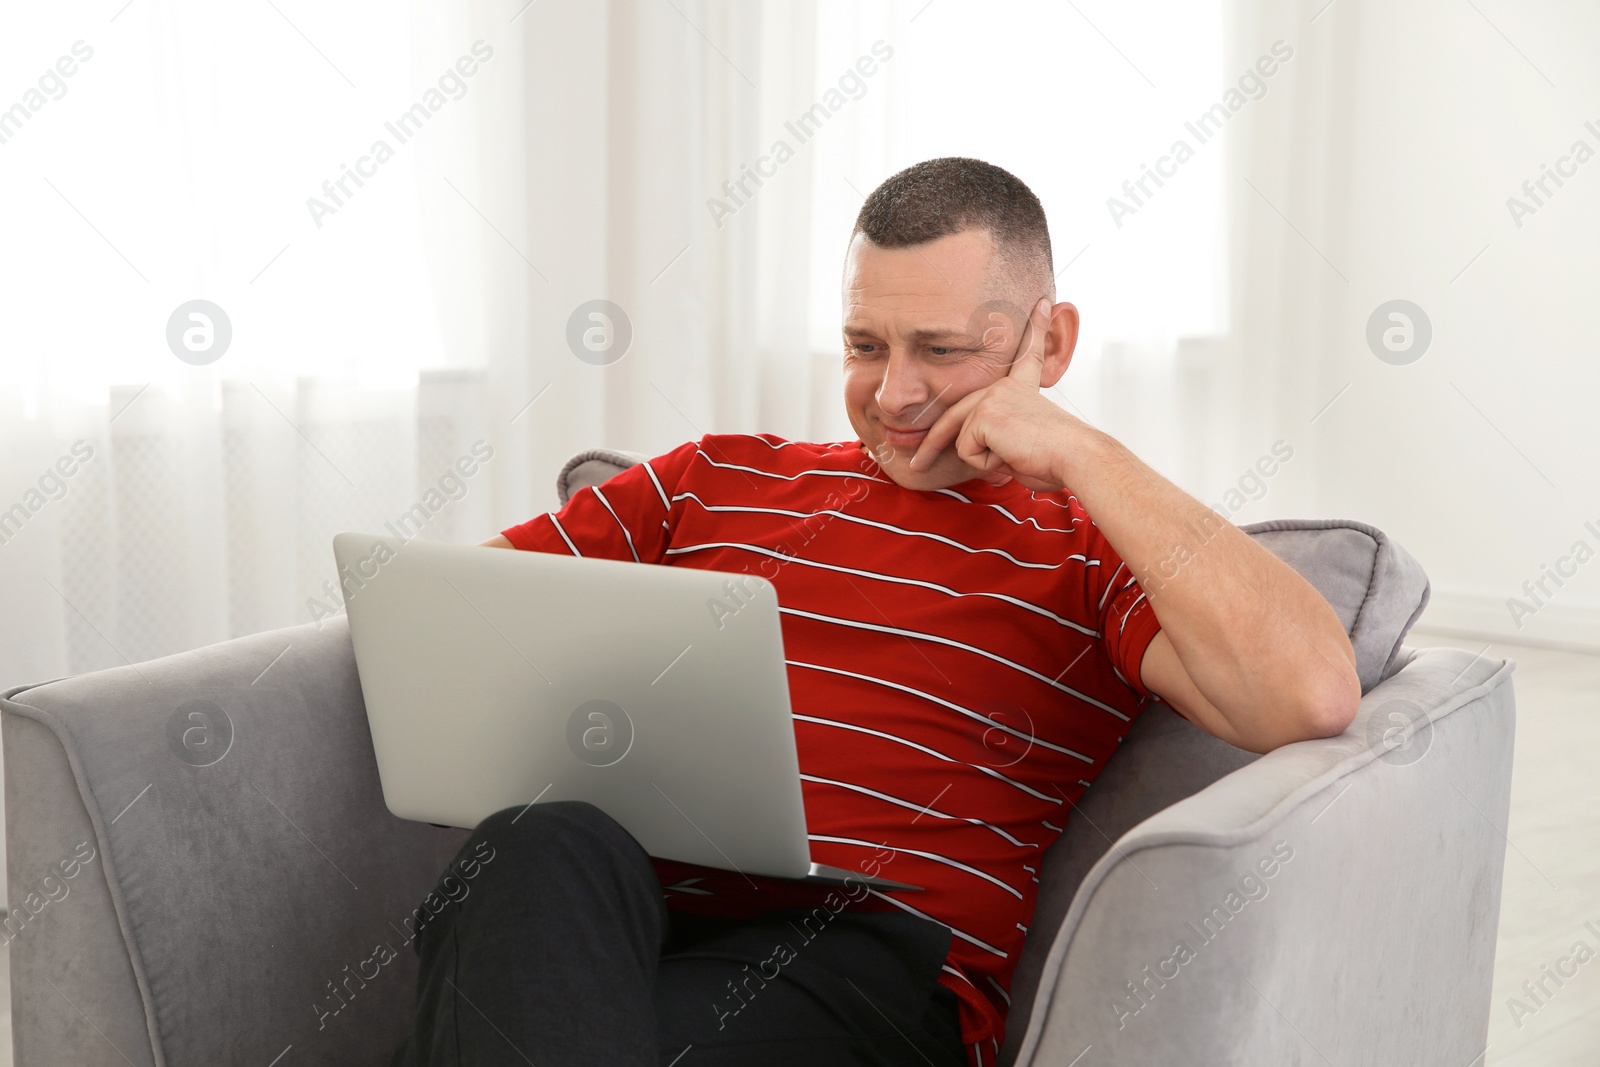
[907,297,1085,492]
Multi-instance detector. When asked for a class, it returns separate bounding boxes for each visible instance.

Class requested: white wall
[1274,0,1600,649]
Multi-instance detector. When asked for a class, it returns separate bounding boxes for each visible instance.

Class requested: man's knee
[404,802,618,946]
[467,800,647,881]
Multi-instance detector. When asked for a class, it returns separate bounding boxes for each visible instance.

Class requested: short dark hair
[850,157,1054,304]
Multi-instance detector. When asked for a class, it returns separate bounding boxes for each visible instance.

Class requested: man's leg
[655,906,966,1066]
[393,800,670,1067]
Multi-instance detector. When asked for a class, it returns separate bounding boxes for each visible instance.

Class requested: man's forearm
[1054,425,1360,740]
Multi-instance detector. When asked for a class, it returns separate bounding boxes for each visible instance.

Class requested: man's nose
[875,348,930,416]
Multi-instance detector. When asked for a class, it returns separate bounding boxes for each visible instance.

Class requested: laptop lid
[333,533,918,892]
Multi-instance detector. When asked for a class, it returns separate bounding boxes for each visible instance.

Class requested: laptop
[332,532,920,892]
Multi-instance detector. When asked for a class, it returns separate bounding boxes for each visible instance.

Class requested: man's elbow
[1299,666,1362,740]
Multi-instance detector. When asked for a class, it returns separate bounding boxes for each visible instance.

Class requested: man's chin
[867,445,972,491]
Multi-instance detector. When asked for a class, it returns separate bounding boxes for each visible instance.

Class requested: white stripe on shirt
[782,607,1130,721]
[793,714,1060,803]
[808,834,1023,899]
[691,450,892,486]
[1118,592,1148,638]
[944,964,978,989]
[1098,561,1127,613]
[983,500,1078,534]
[666,539,1097,635]
[548,514,581,556]
[671,492,1084,572]
[642,461,671,512]
[789,660,1095,763]
[590,487,639,563]
[799,773,1040,849]
[865,888,1007,959]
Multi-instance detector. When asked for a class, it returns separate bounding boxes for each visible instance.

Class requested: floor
[1401,630,1600,1066]
[0,631,1593,1063]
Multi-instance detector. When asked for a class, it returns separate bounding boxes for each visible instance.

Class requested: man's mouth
[880,424,930,449]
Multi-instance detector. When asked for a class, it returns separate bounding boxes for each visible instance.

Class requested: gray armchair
[3,450,1515,1066]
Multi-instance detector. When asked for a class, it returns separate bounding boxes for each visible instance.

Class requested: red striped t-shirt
[501,432,1162,1066]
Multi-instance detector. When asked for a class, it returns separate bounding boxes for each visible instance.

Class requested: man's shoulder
[684,432,864,471]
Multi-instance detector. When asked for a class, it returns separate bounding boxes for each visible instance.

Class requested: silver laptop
[332,532,920,892]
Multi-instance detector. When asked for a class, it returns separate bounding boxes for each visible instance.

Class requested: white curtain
[3,1,1326,902]
[0,0,825,684]
[0,0,1266,681]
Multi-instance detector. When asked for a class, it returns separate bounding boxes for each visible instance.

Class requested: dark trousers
[391,800,967,1066]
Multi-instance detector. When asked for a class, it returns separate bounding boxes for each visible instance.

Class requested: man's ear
[1039,302,1080,390]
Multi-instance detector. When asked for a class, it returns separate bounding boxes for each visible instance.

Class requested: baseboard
[1414,587,1600,654]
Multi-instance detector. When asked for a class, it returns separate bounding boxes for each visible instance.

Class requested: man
[392,158,1359,1067]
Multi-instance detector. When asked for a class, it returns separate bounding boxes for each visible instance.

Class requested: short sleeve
[500,439,700,563]
[1087,526,1163,702]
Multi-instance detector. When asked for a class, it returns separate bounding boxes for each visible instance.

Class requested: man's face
[841,228,1068,491]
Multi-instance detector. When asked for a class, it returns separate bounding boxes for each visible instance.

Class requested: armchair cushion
[1238,518,1431,693]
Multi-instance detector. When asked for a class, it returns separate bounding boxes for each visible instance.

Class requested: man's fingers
[908,299,1048,473]
[1007,297,1050,389]
[908,390,981,470]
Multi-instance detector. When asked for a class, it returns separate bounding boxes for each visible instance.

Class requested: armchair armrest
[3,616,465,1067]
[1005,645,1515,1066]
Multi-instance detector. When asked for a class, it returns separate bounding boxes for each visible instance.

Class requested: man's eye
[848,343,879,355]
[929,346,951,356]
